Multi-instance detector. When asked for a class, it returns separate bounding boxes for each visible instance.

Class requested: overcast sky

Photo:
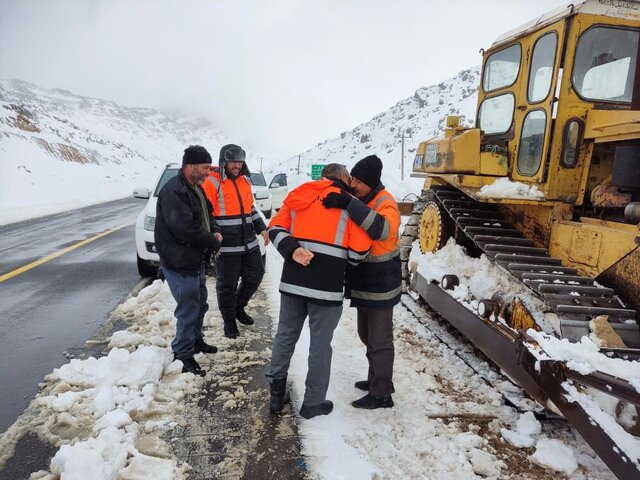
[1,0,564,159]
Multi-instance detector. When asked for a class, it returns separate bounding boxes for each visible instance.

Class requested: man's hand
[322,191,352,210]
[214,232,223,243]
[292,247,314,266]
[260,230,270,246]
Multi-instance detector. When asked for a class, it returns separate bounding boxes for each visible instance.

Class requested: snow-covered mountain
[262,66,481,200]
[0,79,231,225]
[0,67,481,225]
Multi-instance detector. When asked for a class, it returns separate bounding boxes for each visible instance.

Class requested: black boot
[300,400,333,419]
[351,393,393,409]
[269,377,289,413]
[236,307,255,325]
[195,339,218,354]
[354,380,370,391]
[224,320,239,339]
[176,355,206,377]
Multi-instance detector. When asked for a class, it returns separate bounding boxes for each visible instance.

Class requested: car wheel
[263,208,272,219]
[137,254,158,278]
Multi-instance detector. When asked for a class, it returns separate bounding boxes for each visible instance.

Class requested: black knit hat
[351,155,382,188]
[182,145,212,165]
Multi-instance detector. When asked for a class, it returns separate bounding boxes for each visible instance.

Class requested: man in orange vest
[203,144,269,339]
[267,163,372,419]
[323,155,401,409]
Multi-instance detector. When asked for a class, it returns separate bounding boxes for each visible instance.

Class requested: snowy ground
[0,243,624,480]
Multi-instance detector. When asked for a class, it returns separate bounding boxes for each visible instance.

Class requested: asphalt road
[0,197,147,433]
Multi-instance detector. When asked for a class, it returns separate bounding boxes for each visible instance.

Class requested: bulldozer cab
[414,0,640,208]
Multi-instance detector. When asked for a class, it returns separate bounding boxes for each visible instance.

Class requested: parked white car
[248,172,273,219]
[134,163,272,278]
[268,173,289,211]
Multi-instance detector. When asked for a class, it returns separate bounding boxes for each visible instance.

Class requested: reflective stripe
[290,210,297,232]
[299,240,348,259]
[360,209,377,232]
[348,249,369,261]
[209,177,225,215]
[252,212,261,221]
[350,285,402,301]
[379,221,390,241]
[273,231,290,248]
[280,282,343,301]
[220,245,246,253]
[219,238,259,253]
[334,210,348,245]
[217,218,244,226]
[372,195,393,211]
[364,248,400,263]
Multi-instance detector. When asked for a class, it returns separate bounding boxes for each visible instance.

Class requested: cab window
[517,110,546,176]
[572,26,639,103]
[478,93,515,135]
[528,32,557,103]
[483,44,522,92]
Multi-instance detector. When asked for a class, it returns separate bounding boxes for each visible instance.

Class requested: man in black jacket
[155,145,222,376]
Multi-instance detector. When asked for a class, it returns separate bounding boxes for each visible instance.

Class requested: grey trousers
[267,294,342,405]
[357,307,395,397]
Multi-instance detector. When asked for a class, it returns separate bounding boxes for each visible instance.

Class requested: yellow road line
[0,220,135,284]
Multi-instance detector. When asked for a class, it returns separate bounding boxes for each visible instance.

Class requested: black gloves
[322,191,352,210]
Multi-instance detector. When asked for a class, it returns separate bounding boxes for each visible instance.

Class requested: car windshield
[154,168,179,196]
[249,172,267,186]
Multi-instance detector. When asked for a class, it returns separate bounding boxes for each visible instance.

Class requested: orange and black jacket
[344,183,402,308]
[268,179,372,306]
[203,163,266,256]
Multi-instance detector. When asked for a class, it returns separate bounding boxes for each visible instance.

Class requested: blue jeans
[162,266,208,360]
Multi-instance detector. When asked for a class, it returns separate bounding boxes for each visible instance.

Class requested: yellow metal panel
[423,129,481,174]
[549,219,640,277]
[479,151,508,176]
[585,110,640,142]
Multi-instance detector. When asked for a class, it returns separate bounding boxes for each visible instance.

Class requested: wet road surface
[0,198,147,432]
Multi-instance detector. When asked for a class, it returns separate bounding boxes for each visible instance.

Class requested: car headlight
[144,215,155,230]
[254,191,270,200]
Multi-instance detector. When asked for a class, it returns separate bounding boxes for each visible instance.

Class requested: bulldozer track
[400,187,640,347]
[401,294,541,414]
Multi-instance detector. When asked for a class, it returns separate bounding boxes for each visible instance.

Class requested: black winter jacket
[155,171,221,275]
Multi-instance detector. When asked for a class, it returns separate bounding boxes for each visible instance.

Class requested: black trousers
[216,249,265,323]
[356,307,395,397]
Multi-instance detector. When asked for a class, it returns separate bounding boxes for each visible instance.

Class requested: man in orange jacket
[266,163,372,419]
[323,155,401,409]
[203,144,269,339]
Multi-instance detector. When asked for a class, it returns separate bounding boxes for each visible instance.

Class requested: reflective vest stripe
[219,238,259,253]
[350,285,402,301]
[333,210,348,245]
[280,282,344,301]
[209,176,225,215]
[360,208,378,232]
[364,248,400,263]
[298,240,348,259]
[271,229,291,249]
[217,218,244,226]
[373,195,393,210]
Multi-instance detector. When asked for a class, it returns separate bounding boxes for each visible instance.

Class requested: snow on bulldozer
[400,1,640,478]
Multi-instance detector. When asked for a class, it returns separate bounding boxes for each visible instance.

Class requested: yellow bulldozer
[401,2,640,478]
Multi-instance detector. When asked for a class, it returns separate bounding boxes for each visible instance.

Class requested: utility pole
[297,154,301,175]
[396,128,413,181]
[259,156,263,171]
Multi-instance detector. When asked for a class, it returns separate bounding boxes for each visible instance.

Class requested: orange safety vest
[268,179,372,305]
[203,172,263,254]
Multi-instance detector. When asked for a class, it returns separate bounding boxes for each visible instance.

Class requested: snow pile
[477,177,545,200]
[530,438,578,475]
[500,411,541,447]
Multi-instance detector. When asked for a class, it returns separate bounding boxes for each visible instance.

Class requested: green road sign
[311,164,325,180]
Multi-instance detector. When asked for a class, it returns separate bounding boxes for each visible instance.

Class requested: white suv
[134,164,270,278]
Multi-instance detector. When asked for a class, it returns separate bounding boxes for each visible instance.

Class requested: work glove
[322,191,352,210]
